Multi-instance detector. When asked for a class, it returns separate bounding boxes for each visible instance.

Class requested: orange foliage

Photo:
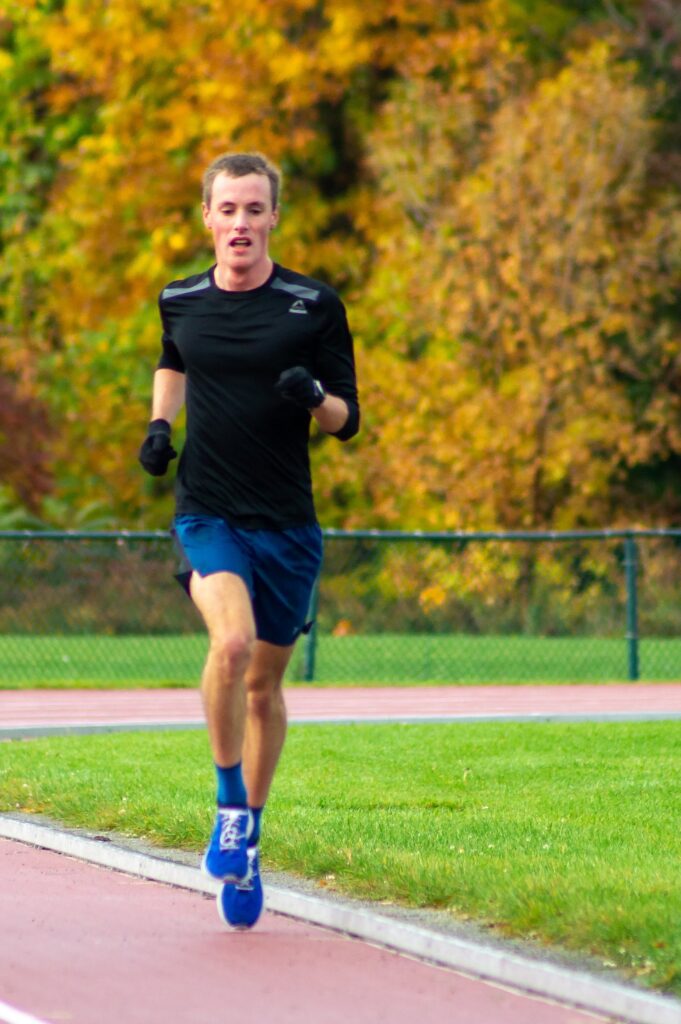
[355,39,681,529]
[2,2,681,528]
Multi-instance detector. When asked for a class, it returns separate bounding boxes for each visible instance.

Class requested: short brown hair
[202,152,282,210]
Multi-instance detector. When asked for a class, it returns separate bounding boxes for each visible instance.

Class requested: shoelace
[218,810,247,851]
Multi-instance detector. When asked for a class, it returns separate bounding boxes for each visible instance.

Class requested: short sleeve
[156,297,185,373]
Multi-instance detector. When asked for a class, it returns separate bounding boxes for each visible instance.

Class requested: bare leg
[189,571,256,766]
[242,640,296,807]
[188,571,296,807]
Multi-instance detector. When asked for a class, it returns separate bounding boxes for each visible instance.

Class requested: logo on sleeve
[288,299,308,315]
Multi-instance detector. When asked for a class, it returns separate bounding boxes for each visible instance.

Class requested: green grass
[305,633,681,684]
[0,632,679,687]
[0,635,207,688]
[2,720,681,993]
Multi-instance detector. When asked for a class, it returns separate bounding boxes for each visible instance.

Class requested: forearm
[311,393,350,435]
[151,368,186,424]
[275,366,359,439]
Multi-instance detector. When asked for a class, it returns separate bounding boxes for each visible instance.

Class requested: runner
[139,151,359,928]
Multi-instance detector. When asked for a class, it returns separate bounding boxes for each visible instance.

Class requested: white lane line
[1,816,680,1024]
[0,1000,51,1024]
[3,711,681,740]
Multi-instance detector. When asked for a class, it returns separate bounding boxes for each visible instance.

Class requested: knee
[246,673,285,719]
[209,630,254,678]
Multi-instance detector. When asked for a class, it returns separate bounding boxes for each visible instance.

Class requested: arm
[275,368,358,439]
[139,299,187,476]
[152,368,186,424]
[275,291,359,441]
[312,291,359,441]
[311,392,351,436]
[139,369,185,477]
[275,369,355,436]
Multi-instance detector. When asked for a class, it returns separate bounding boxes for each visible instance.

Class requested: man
[139,152,359,930]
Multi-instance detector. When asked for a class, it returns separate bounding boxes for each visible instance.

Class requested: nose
[233,207,249,231]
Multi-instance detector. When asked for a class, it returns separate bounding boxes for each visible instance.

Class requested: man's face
[202,172,278,280]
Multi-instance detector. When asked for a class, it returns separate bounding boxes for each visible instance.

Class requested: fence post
[624,534,640,681]
[302,572,321,682]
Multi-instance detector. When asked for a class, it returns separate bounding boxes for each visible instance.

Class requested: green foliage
[0,486,44,529]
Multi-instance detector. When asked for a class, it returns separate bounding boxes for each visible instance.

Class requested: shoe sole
[216,885,264,931]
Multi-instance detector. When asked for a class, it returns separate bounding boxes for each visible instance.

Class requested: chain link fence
[0,529,679,686]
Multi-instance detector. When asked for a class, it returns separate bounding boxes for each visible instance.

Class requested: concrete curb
[2,816,680,1024]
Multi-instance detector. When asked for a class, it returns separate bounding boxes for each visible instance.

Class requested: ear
[270,207,279,231]
[202,203,212,230]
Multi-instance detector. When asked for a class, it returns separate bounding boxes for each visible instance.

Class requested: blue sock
[215,762,247,808]
[249,806,264,847]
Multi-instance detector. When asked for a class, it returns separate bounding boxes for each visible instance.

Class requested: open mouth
[230,238,252,249]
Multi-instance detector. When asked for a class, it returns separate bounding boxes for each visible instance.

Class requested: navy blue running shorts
[172,514,323,647]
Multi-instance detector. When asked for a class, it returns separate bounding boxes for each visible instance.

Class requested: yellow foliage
[419,584,448,613]
[3,1,681,530]
[357,35,681,530]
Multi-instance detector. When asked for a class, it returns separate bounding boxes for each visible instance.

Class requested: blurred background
[1,1,680,683]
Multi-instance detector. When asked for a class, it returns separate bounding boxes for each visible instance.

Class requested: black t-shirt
[157,263,359,529]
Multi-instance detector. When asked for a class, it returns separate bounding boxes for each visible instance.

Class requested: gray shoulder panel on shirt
[270,276,321,302]
[162,277,211,300]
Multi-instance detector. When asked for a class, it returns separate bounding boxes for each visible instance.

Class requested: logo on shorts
[288,299,308,315]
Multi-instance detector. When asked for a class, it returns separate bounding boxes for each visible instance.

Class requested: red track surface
[2,683,681,731]
[0,839,608,1024]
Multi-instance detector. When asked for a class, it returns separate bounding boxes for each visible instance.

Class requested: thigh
[189,570,256,643]
[173,514,254,594]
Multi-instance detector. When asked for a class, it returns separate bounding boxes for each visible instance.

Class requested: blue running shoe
[201,807,253,882]
[218,847,263,930]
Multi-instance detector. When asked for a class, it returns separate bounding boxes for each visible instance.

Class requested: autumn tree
[2,0,680,537]
[3,0,525,525]
[356,38,681,533]
[0,4,62,512]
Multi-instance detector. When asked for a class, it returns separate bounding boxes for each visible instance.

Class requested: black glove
[138,419,177,476]
[275,367,326,409]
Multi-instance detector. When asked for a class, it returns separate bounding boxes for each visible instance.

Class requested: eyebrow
[219,200,265,208]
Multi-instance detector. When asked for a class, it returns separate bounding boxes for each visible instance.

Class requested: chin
[227,254,254,269]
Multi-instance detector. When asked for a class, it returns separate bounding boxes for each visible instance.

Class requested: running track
[2,683,681,735]
[0,838,610,1024]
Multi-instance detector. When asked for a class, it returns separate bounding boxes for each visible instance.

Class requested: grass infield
[1,720,680,994]
[0,632,679,686]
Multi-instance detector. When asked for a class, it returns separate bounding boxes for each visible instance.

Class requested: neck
[214,258,273,292]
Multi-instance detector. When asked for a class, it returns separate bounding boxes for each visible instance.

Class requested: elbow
[331,404,360,442]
